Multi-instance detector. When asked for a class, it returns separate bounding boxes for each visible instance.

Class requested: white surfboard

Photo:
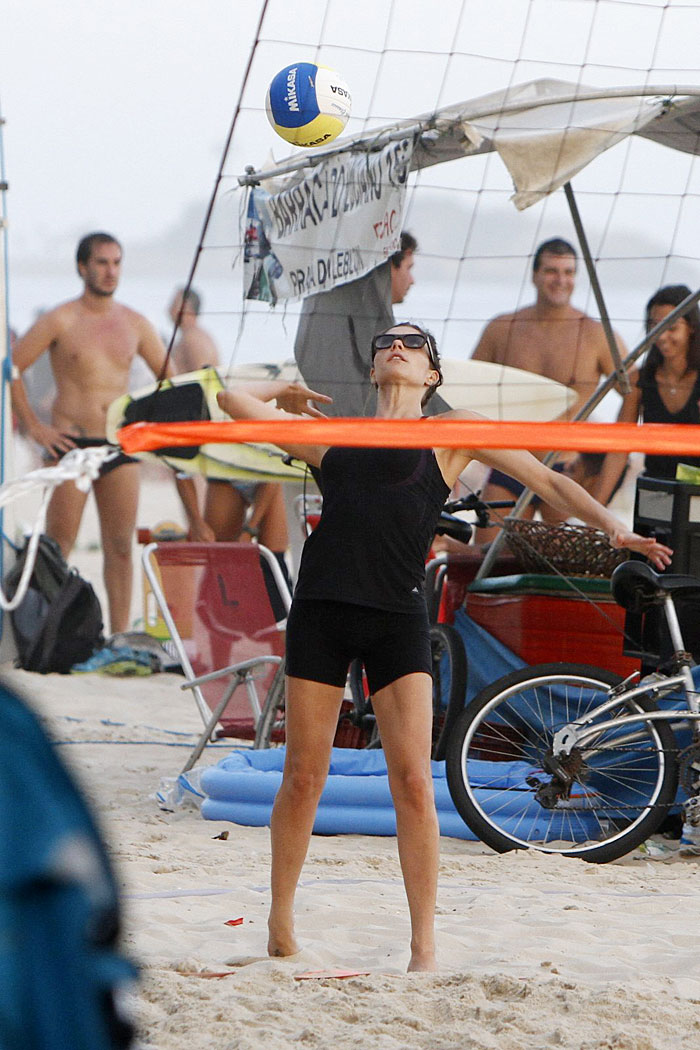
[225,358,575,421]
[438,359,576,420]
[106,359,575,481]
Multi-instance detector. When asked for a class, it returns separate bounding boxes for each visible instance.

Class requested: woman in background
[593,284,700,504]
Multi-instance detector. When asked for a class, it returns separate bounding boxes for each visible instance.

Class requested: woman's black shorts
[285,598,432,695]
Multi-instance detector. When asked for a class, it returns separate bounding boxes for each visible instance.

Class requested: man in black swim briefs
[48,436,138,477]
[11,232,171,634]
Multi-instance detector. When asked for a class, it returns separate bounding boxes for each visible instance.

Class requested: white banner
[243,137,415,303]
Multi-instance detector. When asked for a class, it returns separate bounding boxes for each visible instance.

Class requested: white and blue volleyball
[265,62,351,148]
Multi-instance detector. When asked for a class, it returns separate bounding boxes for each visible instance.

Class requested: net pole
[157,0,273,382]
[564,182,630,394]
[0,102,13,654]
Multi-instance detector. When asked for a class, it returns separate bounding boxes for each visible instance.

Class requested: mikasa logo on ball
[284,67,300,113]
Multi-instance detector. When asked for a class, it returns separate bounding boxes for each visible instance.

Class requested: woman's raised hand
[608,528,673,571]
[275,382,333,417]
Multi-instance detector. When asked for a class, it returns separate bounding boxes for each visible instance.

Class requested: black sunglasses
[371,331,439,370]
[372,332,429,351]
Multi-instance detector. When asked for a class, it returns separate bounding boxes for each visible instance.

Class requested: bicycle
[445,558,700,862]
[254,493,509,753]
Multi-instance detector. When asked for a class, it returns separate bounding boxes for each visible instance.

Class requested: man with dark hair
[166,285,291,596]
[531,236,577,271]
[471,236,628,540]
[75,231,119,268]
[293,230,424,416]
[11,232,171,634]
[390,231,418,305]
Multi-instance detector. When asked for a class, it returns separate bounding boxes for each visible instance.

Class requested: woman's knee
[281,758,329,802]
[389,765,435,812]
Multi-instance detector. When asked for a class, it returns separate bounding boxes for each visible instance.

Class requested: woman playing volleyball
[217,322,671,972]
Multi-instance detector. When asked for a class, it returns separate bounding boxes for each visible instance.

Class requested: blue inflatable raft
[200,747,478,839]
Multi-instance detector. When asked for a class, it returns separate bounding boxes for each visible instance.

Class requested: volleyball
[265,62,351,148]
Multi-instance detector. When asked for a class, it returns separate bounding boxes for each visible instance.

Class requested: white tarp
[243,136,414,303]
[244,79,700,215]
[463,79,669,209]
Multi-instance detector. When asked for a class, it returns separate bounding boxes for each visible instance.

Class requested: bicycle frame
[553,673,700,757]
[549,587,700,756]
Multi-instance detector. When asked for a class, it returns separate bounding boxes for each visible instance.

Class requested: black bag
[4,535,104,673]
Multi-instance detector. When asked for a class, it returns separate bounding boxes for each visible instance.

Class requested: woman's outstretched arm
[433,409,672,570]
[480,446,672,568]
[217,381,332,467]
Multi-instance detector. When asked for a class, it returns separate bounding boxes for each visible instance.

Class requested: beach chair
[141,541,291,772]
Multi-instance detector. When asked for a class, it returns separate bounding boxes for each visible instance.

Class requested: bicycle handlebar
[435,512,473,544]
[442,494,516,533]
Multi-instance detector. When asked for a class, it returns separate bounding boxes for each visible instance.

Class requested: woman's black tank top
[294,446,450,612]
[641,372,700,478]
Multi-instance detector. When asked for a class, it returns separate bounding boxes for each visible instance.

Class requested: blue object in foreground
[0,680,137,1050]
[201,747,478,839]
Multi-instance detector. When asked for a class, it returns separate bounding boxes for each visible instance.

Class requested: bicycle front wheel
[445,663,677,862]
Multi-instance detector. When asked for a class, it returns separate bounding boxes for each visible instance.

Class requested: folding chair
[141,542,291,772]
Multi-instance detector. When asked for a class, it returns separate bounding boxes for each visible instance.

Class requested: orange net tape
[118,418,700,456]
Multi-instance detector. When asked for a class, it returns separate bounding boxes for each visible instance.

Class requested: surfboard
[438,359,576,420]
[226,358,576,421]
[106,367,308,482]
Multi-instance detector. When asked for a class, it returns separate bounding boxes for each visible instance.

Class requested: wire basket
[502,519,629,578]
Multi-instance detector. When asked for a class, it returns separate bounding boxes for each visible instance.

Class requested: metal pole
[564,182,630,394]
[240,85,700,185]
[0,104,12,655]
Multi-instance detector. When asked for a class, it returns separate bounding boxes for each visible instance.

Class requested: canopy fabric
[245,79,700,212]
[119,417,700,458]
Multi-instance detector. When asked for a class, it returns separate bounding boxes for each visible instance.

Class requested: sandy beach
[5,466,700,1050]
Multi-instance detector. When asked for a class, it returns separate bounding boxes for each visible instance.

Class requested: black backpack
[4,535,104,673]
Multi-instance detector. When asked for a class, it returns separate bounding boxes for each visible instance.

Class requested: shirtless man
[472,237,627,540]
[11,232,171,635]
[168,286,219,374]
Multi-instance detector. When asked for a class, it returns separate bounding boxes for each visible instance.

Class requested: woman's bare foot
[407,948,438,972]
[267,913,299,958]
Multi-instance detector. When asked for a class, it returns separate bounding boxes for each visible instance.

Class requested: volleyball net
[164,0,700,423]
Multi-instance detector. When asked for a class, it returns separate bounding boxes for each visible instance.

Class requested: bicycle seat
[611,560,700,612]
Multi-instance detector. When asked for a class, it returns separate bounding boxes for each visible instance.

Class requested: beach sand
[5,466,700,1049]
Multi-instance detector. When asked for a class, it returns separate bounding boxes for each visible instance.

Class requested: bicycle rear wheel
[445,663,677,862]
[430,624,467,761]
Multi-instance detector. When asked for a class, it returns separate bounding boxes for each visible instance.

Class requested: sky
[1,1,263,262]
[2,0,700,353]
